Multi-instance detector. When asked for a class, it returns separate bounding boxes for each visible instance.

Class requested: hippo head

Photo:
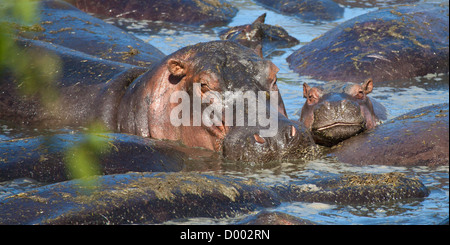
[118,41,316,162]
[219,13,299,57]
[300,79,380,146]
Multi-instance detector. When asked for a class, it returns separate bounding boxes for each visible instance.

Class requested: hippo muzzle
[300,79,382,146]
[222,113,318,162]
[310,93,366,146]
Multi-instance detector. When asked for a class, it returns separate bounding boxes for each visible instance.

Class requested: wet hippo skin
[0,172,429,224]
[29,0,165,67]
[287,3,449,83]
[329,103,449,166]
[0,133,187,183]
[64,0,238,26]
[219,13,300,57]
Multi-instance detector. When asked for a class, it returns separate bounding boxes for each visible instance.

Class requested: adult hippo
[219,13,300,57]
[254,0,344,22]
[64,0,238,26]
[0,171,429,224]
[287,3,449,83]
[1,39,317,162]
[116,40,318,162]
[299,79,386,146]
[329,103,449,166]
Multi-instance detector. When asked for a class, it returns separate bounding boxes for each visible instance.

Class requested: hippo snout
[311,96,366,146]
[300,80,383,146]
[222,116,317,162]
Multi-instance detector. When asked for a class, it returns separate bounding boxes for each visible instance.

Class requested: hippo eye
[201,82,211,93]
[356,90,365,99]
[307,93,319,104]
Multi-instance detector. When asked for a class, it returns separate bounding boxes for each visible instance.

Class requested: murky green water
[1,0,448,224]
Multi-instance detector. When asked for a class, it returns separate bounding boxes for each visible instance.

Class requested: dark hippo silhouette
[0,133,186,183]
[0,172,429,224]
[64,0,238,26]
[329,103,449,166]
[254,0,344,22]
[287,3,449,83]
[300,80,387,146]
[25,0,165,67]
[1,40,318,162]
[219,13,300,57]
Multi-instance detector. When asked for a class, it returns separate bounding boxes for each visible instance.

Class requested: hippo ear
[253,13,266,24]
[167,58,187,77]
[303,83,311,98]
[362,78,373,94]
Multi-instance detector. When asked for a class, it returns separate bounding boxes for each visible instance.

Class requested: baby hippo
[300,79,386,146]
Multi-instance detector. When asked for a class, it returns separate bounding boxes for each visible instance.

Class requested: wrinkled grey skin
[300,80,386,146]
[222,116,319,162]
[329,103,449,166]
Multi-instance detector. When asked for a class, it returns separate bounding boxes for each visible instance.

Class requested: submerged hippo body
[1,0,164,127]
[300,79,386,146]
[287,3,449,83]
[219,13,300,57]
[29,0,165,67]
[65,0,238,26]
[330,103,449,166]
[0,37,148,130]
[254,0,344,22]
[0,133,186,183]
[0,172,429,224]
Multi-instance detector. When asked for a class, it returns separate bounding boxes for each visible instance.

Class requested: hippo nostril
[254,134,265,144]
[291,125,296,137]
